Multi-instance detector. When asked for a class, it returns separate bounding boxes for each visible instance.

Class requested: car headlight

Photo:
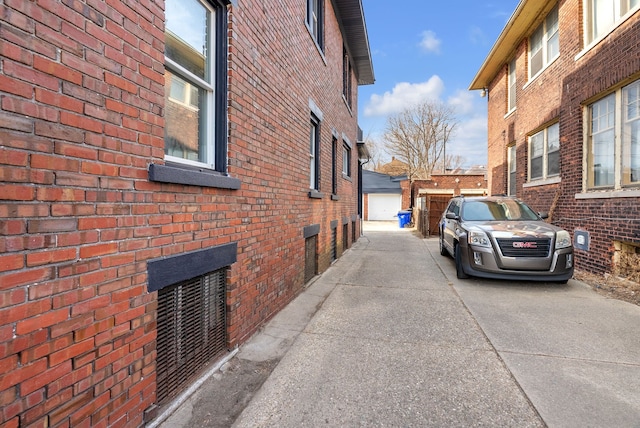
[556,230,571,249]
[468,230,491,248]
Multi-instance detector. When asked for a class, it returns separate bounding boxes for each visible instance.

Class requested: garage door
[368,194,402,221]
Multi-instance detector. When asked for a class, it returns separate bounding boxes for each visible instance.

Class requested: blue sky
[358,0,520,167]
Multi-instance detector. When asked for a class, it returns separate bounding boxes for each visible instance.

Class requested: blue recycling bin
[397,210,411,228]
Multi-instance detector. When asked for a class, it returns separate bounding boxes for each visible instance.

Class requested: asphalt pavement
[156,221,640,428]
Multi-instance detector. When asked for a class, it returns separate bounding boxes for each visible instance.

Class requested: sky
[358,0,520,168]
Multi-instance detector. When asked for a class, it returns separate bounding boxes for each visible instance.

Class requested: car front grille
[496,238,551,258]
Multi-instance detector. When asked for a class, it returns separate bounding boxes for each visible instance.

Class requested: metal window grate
[331,227,337,262]
[305,236,317,283]
[156,269,227,405]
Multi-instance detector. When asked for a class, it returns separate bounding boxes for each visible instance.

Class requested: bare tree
[362,134,386,171]
[382,101,458,179]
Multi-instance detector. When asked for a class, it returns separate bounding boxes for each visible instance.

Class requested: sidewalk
[156,222,640,427]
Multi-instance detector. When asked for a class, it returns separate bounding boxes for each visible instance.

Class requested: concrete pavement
[157,221,640,427]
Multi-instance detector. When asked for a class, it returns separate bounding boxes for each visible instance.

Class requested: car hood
[467,220,561,239]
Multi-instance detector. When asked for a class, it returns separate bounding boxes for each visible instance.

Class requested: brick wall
[0,0,363,425]
[485,0,640,276]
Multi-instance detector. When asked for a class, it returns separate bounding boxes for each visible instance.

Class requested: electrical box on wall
[574,230,590,251]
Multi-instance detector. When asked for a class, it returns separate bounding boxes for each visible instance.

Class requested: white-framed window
[529,123,560,182]
[310,114,321,190]
[624,81,640,184]
[508,58,517,112]
[586,0,640,45]
[529,5,559,79]
[586,79,640,189]
[306,0,324,50]
[164,0,226,171]
[508,144,517,195]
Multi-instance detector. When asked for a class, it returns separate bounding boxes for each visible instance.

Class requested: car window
[448,200,460,216]
[461,200,539,221]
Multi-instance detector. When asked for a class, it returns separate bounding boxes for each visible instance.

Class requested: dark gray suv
[439,196,573,282]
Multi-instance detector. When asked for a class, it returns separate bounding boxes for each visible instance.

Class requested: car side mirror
[538,212,549,219]
[445,212,458,220]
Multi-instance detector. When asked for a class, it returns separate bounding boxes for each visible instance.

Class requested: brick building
[470,1,640,279]
[0,0,373,425]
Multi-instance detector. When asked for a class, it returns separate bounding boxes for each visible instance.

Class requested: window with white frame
[310,114,321,190]
[508,145,517,195]
[508,58,517,112]
[529,123,560,181]
[586,79,640,189]
[529,5,559,78]
[586,0,640,44]
[624,80,640,184]
[306,0,324,50]
[164,0,226,171]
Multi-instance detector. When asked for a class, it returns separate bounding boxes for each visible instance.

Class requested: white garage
[367,193,402,221]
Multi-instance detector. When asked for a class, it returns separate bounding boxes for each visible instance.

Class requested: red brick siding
[0,0,362,425]
[485,0,640,275]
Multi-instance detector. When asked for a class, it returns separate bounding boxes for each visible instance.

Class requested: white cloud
[364,76,445,117]
[447,90,476,115]
[448,115,488,167]
[419,30,441,54]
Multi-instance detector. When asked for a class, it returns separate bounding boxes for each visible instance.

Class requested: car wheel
[439,234,448,256]
[455,245,469,279]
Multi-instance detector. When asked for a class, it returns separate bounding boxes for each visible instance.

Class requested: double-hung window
[508,58,517,112]
[586,79,640,189]
[586,0,640,44]
[529,5,559,79]
[164,0,227,172]
[508,145,517,195]
[529,123,560,182]
[343,47,352,108]
[342,143,351,177]
[306,0,324,50]
[310,114,321,191]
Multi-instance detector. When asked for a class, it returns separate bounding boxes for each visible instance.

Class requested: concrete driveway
[158,222,640,427]
[428,236,640,427]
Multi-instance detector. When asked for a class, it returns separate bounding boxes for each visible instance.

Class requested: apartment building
[0,0,373,425]
[470,0,640,279]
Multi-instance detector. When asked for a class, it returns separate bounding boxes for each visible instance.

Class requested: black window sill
[308,190,324,199]
[149,163,241,190]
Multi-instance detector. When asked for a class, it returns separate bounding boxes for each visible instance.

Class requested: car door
[441,199,460,252]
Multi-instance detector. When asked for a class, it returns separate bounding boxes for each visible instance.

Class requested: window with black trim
[310,114,321,191]
[529,5,559,79]
[342,142,351,177]
[306,0,324,50]
[164,0,227,172]
[331,136,338,195]
[343,46,352,108]
[529,122,559,182]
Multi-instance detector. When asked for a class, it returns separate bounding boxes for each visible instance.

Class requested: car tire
[455,245,469,279]
[439,234,448,256]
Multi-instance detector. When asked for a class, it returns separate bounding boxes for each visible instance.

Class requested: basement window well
[613,241,640,283]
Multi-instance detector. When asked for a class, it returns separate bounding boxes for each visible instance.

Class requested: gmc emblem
[513,241,537,249]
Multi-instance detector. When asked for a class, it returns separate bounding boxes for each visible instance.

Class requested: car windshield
[461,200,540,221]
